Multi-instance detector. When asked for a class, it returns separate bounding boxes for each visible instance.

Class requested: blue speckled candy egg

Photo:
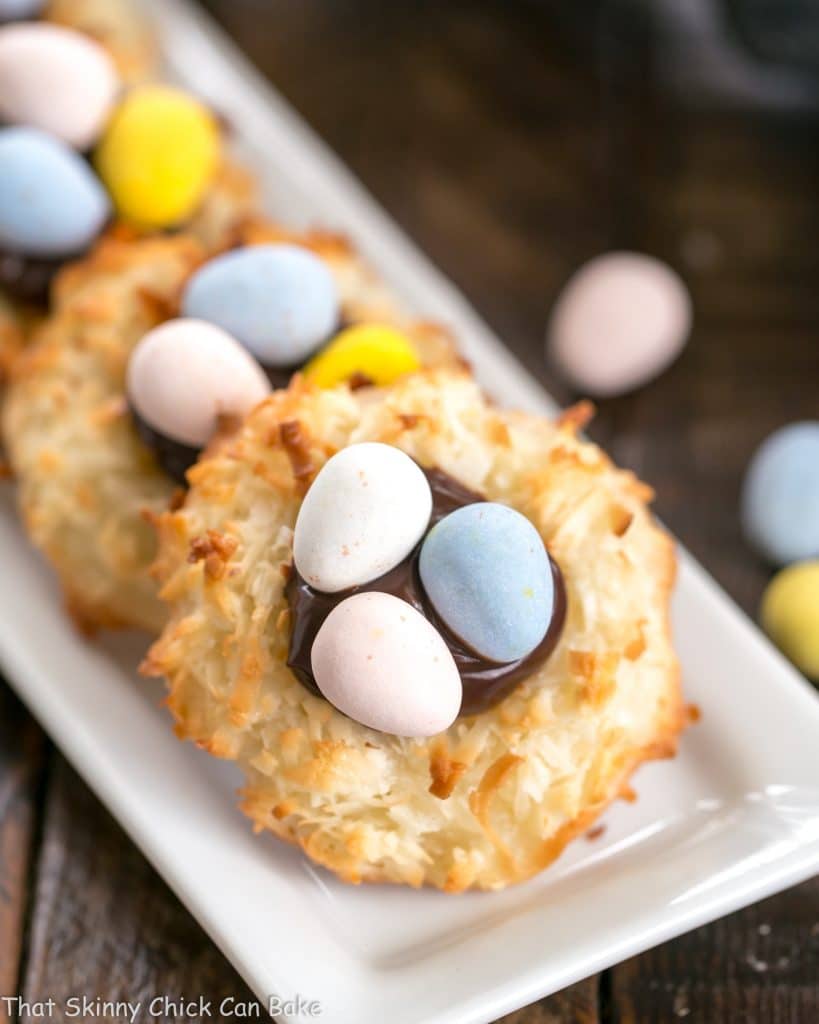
[0,127,110,257]
[0,0,44,22]
[419,502,554,664]
[741,421,819,566]
[182,244,340,367]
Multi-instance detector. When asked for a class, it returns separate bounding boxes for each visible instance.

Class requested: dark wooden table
[2,1,818,1021]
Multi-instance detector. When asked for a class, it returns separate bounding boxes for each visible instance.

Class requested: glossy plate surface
[1,2,818,1021]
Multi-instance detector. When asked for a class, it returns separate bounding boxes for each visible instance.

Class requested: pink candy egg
[311,592,462,737]
[547,252,692,397]
[126,318,271,448]
[0,24,119,150]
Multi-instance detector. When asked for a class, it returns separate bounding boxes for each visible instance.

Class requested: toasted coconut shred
[145,369,685,891]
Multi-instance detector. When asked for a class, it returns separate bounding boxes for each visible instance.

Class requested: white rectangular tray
[1,2,818,1022]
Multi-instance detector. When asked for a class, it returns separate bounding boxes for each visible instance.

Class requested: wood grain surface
[1,0,818,1020]
[0,689,45,1024]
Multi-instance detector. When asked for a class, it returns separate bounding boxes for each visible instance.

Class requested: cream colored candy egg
[311,592,462,737]
[548,251,692,397]
[293,442,432,593]
[126,318,270,448]
[0,24,119,150]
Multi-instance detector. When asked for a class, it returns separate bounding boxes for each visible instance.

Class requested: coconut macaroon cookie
[2,223,461,632]
[3,236,205,630]
[144,368,684,891]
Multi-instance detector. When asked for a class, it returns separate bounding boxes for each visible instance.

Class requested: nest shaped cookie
[145,369,684,891]
[3,235,201,631]
[2,229,459,632]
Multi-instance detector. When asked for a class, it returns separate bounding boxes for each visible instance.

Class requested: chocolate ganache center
[286,467,567,717]
[0,249,66,306]
[130,404,200,484]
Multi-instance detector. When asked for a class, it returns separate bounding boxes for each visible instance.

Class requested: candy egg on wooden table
[419,501,555,662]
[0,23,119,149]
[761,560,819,680]
[548,251,692,397]
[741,421,819,565]
[311,591,462,737]
[0,0,44,21]
[293,442,432,593]
[126,317,271,480]
[182,244,340,368]
[95,85,220,228]
[304,322,421,388]
[0,127,110,256]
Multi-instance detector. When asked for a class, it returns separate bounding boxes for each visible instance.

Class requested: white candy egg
[126,318,271,448]
[0,24,119,149]
[547,251,692,397]
[311,592,462,737]
[293,442,432,593]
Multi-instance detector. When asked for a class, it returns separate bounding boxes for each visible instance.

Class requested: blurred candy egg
[419,502,554,663]
[0,0,44,21]
[741,422,819,565]
[0,24,119,149]
[761,560,819,679]
[182,244,339,367]
[311,592,462,737]
[126,318,270,448]
[95,85,219,228]
[293,442,432,593]
[548,251,692,397]
[304,322,420,388]
[0,127,110,256]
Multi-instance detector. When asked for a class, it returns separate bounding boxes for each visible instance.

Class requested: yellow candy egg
[760,560,819,679]
[304,323,421,388]
[95,85,219,228]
